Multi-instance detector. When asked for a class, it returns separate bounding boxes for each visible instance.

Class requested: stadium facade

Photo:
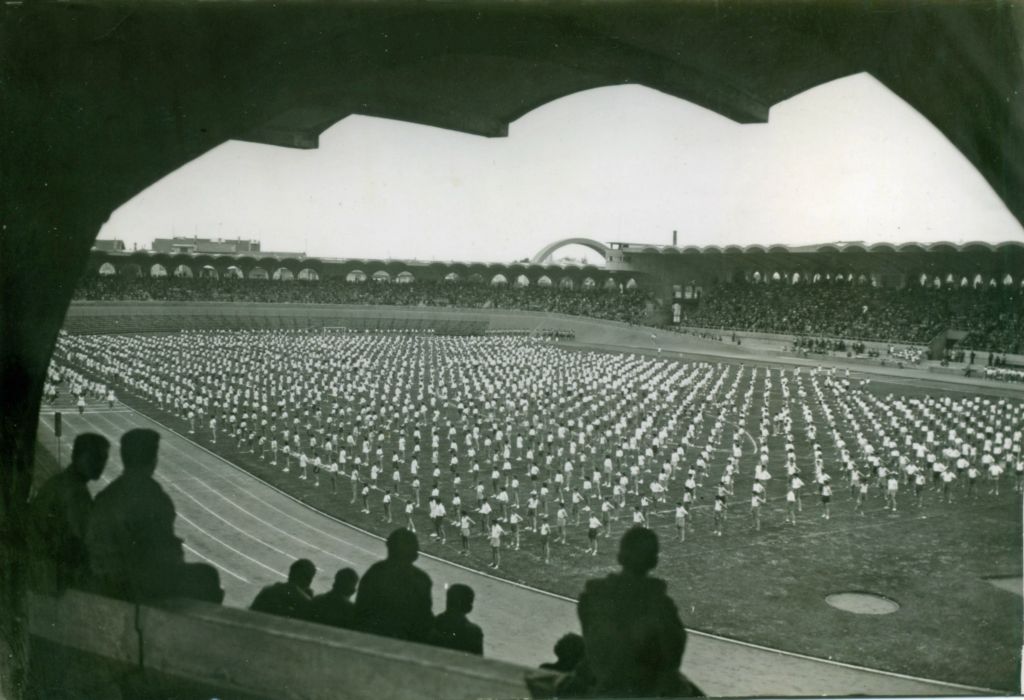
[84,245,649,292]
[86,237,1024,305]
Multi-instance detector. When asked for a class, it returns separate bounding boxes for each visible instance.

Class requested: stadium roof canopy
[617,241,1024,256]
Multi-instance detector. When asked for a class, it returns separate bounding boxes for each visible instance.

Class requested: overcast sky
[96,72,1024,263]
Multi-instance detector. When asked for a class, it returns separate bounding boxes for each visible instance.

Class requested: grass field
[53,337,1023,690]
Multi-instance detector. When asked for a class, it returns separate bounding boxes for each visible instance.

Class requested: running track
[35,406,1000,697]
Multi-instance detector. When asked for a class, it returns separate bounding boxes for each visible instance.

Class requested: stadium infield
[47,339,1023,692]
[33,406,1007,698]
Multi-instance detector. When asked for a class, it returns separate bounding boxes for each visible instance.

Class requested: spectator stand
[670,281,1022,356]
[70,275,656,328]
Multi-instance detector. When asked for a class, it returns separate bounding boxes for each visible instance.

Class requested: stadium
[3,3,1024,700]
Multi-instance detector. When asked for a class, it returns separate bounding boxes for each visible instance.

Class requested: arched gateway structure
[530,238,610,265]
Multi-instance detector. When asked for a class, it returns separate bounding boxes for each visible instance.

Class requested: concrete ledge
[28,589,139,663]
[29,590,531,700]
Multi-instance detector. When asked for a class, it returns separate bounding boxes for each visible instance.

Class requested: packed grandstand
[677,280,1023,353]
[72,276,653,326]
[73,264,1024,357]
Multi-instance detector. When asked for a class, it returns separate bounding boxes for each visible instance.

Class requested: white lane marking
[160,453,358,567]
[82,412,287,581]
[124,415,382,559]
[184,544,250,584]
[174,511,285,579]
[51,398,1005,695]
[165,479,309,564]
[90,409,365,570]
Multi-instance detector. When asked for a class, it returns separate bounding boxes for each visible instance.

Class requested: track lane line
[173,510,285,579]
[186,476,359,566]
[183,543,250,584]
[79,412,288,581]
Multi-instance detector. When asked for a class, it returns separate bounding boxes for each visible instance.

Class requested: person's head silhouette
[332,567,358,597]
[120,429,160,476]
[385,527,419,564]
[446,583,474,615]
[288,558,317,589]
[70,433,110,481]
[553,632,585,669]
[617,526,658,575]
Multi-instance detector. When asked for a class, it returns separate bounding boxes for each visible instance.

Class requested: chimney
[672,230,678,246]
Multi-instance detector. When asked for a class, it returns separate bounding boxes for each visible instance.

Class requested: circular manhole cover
[825,592,900,615]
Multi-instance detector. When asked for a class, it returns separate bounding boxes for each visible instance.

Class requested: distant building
[92,239,126,252]
[151,237,262,254]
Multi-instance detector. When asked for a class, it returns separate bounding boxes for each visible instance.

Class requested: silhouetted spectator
[308,567,358,629]
[250,559,317,621]
[430,584,483,655]
[354,528,433,643]
[86,428,223,603]
[575,527,702,697]
[540,632,585,673]
[29,433,110,593]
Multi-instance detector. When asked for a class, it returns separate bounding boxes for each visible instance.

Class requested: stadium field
[35,404,992,698]
[48,332,1023,691]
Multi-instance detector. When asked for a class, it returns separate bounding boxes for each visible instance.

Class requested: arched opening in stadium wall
[4,4,1024,700]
